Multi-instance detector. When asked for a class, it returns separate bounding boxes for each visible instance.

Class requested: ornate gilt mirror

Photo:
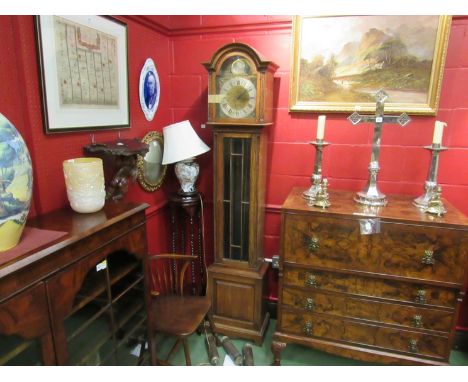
[137,131,167,192]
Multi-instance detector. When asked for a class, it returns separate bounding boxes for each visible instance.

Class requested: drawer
[282,214,466,283]
[280,310,449,360]
[283,267,458,309]
[283,214,369,270]
[282,286,454,332]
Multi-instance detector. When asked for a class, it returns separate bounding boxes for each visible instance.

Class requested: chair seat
[151,295,211,337]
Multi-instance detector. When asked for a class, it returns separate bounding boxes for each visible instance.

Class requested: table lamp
[162,120,210,195]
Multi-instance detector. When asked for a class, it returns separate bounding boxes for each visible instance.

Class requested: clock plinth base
[207,262,270,346]
[213,312,270,347]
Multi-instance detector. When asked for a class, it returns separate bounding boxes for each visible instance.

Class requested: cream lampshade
[63,157,106,213]
[162,120,210,195]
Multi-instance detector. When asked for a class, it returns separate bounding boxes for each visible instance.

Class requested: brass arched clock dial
[204,42,278,125]
[219,76,257,119]
[231,58,248,75]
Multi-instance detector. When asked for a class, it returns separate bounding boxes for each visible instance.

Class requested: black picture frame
[35,15,130,134]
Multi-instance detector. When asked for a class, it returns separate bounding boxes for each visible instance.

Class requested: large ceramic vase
[0,113,33,252]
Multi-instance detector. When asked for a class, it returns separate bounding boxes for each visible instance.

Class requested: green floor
[154,319,468,366]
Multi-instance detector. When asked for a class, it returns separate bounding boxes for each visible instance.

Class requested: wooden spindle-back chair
[145,254,216,366]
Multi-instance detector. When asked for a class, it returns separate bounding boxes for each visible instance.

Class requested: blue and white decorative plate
[139,58,160,122]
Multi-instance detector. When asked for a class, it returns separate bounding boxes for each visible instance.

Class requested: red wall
[1,15,468,328]
[0,15,174,252]
[168,15,468,327]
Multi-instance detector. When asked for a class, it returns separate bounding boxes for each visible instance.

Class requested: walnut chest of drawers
[271,188,468,365]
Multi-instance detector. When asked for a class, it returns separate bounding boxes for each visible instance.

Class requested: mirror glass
[137,131,167,192]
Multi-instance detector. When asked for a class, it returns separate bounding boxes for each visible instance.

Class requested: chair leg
[206,309,220,346]
[182,338,192,366]
[166,338,182,363]
[147,324,157,366]
[137,338,146,366]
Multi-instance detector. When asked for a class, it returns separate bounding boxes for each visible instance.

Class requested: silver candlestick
[303,139,330,201]
[414,143,447,209]
[313,178,331,209]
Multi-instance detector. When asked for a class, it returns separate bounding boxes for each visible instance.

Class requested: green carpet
[154,319,468,366]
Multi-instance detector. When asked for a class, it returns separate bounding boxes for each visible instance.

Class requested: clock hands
[236,88,249,100]
[234,88,249,108]
[219,77,256,118]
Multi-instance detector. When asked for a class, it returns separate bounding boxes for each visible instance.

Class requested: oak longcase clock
[203,43,278,344]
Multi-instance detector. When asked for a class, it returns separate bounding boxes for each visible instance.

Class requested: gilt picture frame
[35,15,130,134]
[289,16,452,115]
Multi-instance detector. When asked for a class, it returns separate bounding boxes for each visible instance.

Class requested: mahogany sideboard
[272,188,468,365]
[0,202,155,365]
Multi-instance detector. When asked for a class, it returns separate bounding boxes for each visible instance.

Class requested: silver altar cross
[348,90,411,206]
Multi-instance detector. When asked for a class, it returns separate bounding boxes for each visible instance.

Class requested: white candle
[432,120,447,144]
[317,115,326,140]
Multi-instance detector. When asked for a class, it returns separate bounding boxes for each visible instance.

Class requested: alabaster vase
[0,113,33,252]
[63,158,105,213]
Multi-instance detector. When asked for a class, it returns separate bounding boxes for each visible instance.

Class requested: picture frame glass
[36,15,129,133]
[290,16,451,115]
[139,58,160,121]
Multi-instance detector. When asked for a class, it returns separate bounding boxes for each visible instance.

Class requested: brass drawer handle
[303,321,313,336]
[421,250,435,265]
[411,315,424,328]
[308,237,320,252]
[408,339,419,353]
[415,289,426,304]
[304,297,315,311]
[305,274,318,288]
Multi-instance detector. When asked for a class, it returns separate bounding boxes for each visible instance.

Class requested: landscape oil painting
[289,16,451,115]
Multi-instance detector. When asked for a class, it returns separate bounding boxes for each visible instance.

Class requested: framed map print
[35,16,130,134]
[289,16,451,115]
